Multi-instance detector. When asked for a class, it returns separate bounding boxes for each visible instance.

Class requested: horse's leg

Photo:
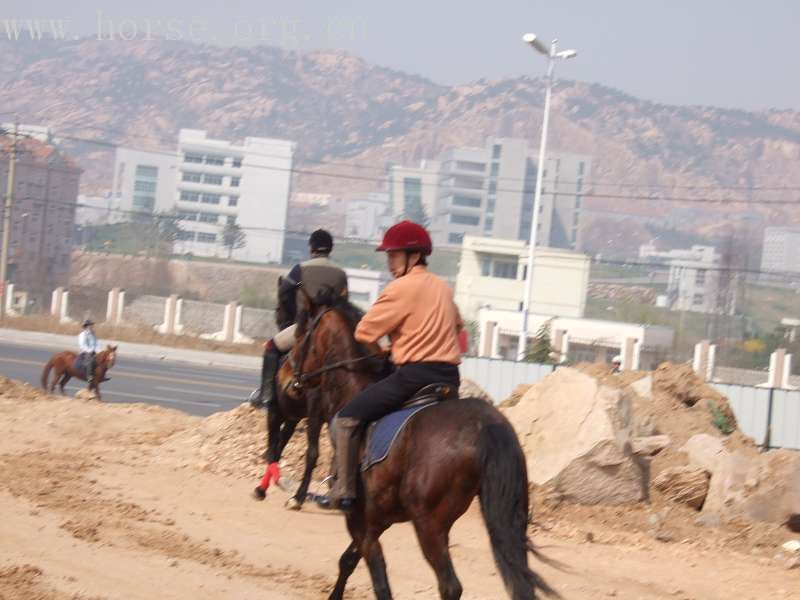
[289,409,322,508]
[412,518,463,600]
[359,529,392,600]
[328,541,360,600]
[277,419,298,456]
[59,373,71,395]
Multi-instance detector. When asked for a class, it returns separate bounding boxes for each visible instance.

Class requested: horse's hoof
[252,486,266,501]
[285,497,302,511]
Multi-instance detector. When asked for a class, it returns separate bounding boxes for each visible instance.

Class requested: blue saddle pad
[362,402,437,471]
[73,354,89,378]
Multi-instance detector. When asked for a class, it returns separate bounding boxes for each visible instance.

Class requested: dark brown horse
[255,299,387,509]
[41,345,118,401]
[274,300,554,600]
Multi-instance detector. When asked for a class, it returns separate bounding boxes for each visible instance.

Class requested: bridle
[287,302,383,394]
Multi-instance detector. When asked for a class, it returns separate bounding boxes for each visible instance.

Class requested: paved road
[0,340,260,417]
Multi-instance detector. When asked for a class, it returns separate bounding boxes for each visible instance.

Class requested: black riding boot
[253,346,281,408]
[87,355,97,388]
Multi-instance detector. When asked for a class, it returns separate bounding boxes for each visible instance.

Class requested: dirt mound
[162,404,333,483]
[0,564,103,600]
[652,362,737,431]
[0,375,54,402]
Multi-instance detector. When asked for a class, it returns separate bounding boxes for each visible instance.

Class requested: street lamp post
[516,33,577,361]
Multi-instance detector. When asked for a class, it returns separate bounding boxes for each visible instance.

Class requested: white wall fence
[462,357,800,451]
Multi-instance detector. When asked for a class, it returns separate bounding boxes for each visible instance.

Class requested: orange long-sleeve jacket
[354,265,463,365]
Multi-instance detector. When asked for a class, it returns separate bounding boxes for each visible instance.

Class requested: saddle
[73,354,90,378]
[362,382,458,471]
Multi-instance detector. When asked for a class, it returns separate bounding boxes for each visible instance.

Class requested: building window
[578,161,585,176]
[135,165,158,178]
[492,144,502,160]
[132,195,155,212]
[695,269,706,285]
[197,232,217,243]
[134,180,157,193]
[487,197,495,213]
[488,181,497,195]
[230,176,240,187]
[481,258,491,276]
[205,155,225,166]
[452,195,481,208]
[180,191,200,203]
[226,215,237,225]
[201,194,221,204]
[573,211,580,227]
[490,163,500,177]
[176,211,197,221]
[693,293,704,306]
[228,195,239,207]
[493,261,518,280]
[176,230,195,241]
[450,213,480,226]
[575,196,582,209]
[484,216,494,231]
[203,174,223,185]
[199,212,219,223]
[451,175,484,190]
[455,161,486,173]
[184,153,203,164]
[448,232,465,245]
[576,179,583,192]
[232,157,242,168]
[182,171,202,183]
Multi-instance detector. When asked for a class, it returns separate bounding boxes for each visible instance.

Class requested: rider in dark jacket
[252,229,348,408]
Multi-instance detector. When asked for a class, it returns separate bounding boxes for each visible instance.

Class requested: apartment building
[1,135,81,294]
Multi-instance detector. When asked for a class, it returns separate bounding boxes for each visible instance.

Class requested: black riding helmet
[309,229,333,254]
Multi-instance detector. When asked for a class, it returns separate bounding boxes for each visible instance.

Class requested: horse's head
[276,295,366,402]
[99,345,118,369]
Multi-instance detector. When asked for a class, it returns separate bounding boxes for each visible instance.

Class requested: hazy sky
[4,1,799,110]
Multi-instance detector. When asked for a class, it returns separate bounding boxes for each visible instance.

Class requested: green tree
[149,211,184,257]
[525,320,555,364]
[221,219,247,260]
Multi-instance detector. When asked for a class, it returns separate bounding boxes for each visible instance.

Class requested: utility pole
[0,117,19,320]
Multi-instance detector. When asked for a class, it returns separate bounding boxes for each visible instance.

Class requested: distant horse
[41,345,118,401]
[274,299,554,600]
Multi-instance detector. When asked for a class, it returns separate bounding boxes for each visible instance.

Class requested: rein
[290,304,384,389]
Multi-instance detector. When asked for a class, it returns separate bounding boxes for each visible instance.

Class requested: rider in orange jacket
[325,220,463,512]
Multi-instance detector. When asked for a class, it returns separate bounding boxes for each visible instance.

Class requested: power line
[44,130,800,206]
[41,122,800,193]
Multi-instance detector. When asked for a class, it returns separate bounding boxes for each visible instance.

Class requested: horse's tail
[478,422,557,599]
[41,356,56,390]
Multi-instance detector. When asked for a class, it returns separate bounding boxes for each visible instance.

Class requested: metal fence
[460,357,800,450]
[711,383,800,450]
[460,357,556,403]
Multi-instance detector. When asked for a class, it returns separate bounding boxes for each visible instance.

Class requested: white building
[388,160,440,222]
[346,268,392,310]
[639,243,718,264]
[173,129,294,264]
[761,227,800,275]
[344,192,392,241]
[476,307,674,370]
[112,147,178,216]
[390,140,590,250]
[454,235,590,323]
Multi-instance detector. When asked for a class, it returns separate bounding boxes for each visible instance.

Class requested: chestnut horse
[41,345,118,400]
[274,299,554,600]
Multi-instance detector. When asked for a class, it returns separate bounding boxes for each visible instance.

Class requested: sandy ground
[1,390,798,600]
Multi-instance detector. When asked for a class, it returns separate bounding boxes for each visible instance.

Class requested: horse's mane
[296,290,387,373]
[297,287,365,336]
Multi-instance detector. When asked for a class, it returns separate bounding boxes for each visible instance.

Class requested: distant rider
[252,229,349,408]
[77,319,101,386]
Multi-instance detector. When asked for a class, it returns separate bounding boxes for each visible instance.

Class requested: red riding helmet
[376,220,433,256]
